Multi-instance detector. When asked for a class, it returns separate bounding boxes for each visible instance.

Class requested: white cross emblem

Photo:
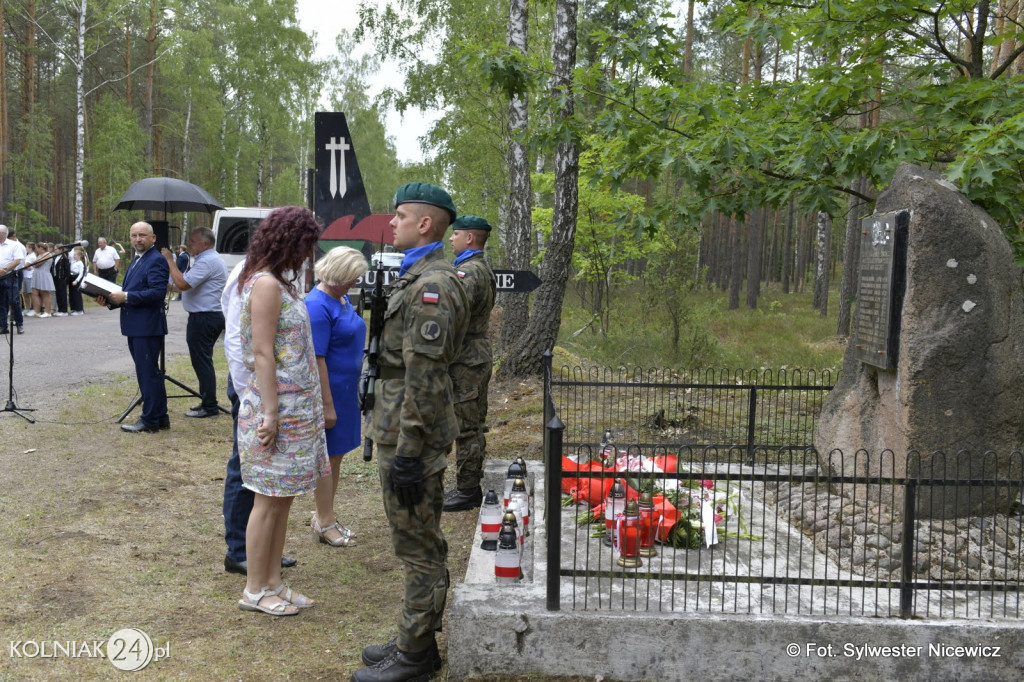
[325,136,351,199]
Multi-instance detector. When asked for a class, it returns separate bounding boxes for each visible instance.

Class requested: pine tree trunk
[837,176,870,337]
[684,0,695,77]
[23,0,36,113]
[0,0,8,220]
[782,198,794,293]
[745,210,761,309]
[144,0,157,171]
[499,0,532,357]
[500,0,578,378]
[728,216,741,310]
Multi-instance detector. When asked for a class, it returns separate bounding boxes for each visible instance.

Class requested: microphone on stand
[57,239,89,250]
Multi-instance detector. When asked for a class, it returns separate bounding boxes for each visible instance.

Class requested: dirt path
[2,299,192,420]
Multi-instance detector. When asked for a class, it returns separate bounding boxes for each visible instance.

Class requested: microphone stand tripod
[0,266,34,423]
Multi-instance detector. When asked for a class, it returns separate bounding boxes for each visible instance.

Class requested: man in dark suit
[97,221,171,433]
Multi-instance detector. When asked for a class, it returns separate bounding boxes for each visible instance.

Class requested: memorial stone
[815,163,1024,517]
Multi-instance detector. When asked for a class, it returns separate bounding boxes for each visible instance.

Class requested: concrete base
[448,462,1024,680]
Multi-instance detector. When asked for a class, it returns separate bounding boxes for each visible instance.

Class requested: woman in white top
[69,246,87,314]
[32,243,54,317]
[20,241,36,313]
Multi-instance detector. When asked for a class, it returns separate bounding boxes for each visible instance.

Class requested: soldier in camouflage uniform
[353,183,469,682]
[442,215,497,512]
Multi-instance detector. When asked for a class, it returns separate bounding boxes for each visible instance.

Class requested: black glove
[390,456,424,508]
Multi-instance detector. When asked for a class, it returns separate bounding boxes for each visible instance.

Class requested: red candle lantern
[495,523,521,583]
[504,458,526,507]
[603,478,627,547]
[509,478,530,537]
[615,500,643,568]
[502,509,524,556]
[478,489,502,551]
[637,491,659,557]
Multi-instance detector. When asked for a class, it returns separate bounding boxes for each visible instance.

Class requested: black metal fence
[544,356,836,463]
[541,358,1024,620]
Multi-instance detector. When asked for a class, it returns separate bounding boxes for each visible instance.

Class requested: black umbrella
[114,177,224,215]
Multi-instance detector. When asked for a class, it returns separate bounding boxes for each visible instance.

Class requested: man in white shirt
[219,258,297,575]
[92,237,121,282]
[0,225,25,335]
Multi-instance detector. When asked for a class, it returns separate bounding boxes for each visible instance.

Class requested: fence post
[900,480,917,618]
[746,386,757,463]
[542,349,554,465]
[545,413,564,611]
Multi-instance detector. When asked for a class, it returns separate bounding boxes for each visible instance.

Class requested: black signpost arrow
[492,269,542,292]
[358,268,541,292]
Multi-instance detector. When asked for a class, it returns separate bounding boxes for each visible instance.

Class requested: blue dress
[304,287,366,456]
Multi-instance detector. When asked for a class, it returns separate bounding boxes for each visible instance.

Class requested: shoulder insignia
[457,270,466,278]
[420,320,442,341]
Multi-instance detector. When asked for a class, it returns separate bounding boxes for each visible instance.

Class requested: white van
[211,207,273,271]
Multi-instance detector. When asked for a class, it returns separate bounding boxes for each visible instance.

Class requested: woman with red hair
[236,206,327,616]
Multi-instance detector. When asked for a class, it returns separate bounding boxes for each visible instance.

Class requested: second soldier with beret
[354,182,470,682]
[442,215,497,512]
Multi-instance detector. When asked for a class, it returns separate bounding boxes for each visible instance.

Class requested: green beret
[393,182,457,222]
[452,215,492,232]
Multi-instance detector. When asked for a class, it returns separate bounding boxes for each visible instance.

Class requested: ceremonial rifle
[360,237,389,461]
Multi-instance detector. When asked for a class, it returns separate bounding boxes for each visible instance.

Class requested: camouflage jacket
[366,247,469,465]
[452,252,496,367]
[449,252,496,402]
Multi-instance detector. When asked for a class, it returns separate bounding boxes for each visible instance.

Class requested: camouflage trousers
[452,364,490,490]
[377,443,449,653]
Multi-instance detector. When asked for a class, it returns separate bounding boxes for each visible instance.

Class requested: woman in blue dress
[305,246,368,547]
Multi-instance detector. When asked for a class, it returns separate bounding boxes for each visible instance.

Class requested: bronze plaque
[854,210,908,369]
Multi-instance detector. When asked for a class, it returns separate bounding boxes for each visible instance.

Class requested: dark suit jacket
[118,247,169,337]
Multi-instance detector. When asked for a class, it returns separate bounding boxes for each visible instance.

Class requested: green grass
[558,281,845,371]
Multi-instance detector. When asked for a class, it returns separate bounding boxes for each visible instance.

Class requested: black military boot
[351,645,440,682]
[360,639,441,670]
[442,487,482,512]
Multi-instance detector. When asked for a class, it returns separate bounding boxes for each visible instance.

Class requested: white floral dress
[238,272,328,496]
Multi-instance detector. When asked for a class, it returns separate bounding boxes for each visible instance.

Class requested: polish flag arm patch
[423,291,440,304]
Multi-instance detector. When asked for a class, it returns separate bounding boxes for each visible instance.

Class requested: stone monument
[815,163,1024,517]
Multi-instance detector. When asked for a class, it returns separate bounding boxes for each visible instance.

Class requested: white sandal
[238,585,298,616]
[311,515,356,547]
[278,585,315,609]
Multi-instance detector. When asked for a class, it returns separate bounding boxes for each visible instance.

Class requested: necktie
[126,254,140,279]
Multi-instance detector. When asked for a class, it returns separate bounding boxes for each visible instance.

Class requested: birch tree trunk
[500,0,578,378]
[813,211,831,316]
[74,0,86,242]
[499,0,532,356]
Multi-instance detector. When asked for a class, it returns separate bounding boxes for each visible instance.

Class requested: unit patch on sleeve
[420,320,442,341]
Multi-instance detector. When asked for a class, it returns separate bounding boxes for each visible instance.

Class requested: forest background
[3,0,1024,377]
